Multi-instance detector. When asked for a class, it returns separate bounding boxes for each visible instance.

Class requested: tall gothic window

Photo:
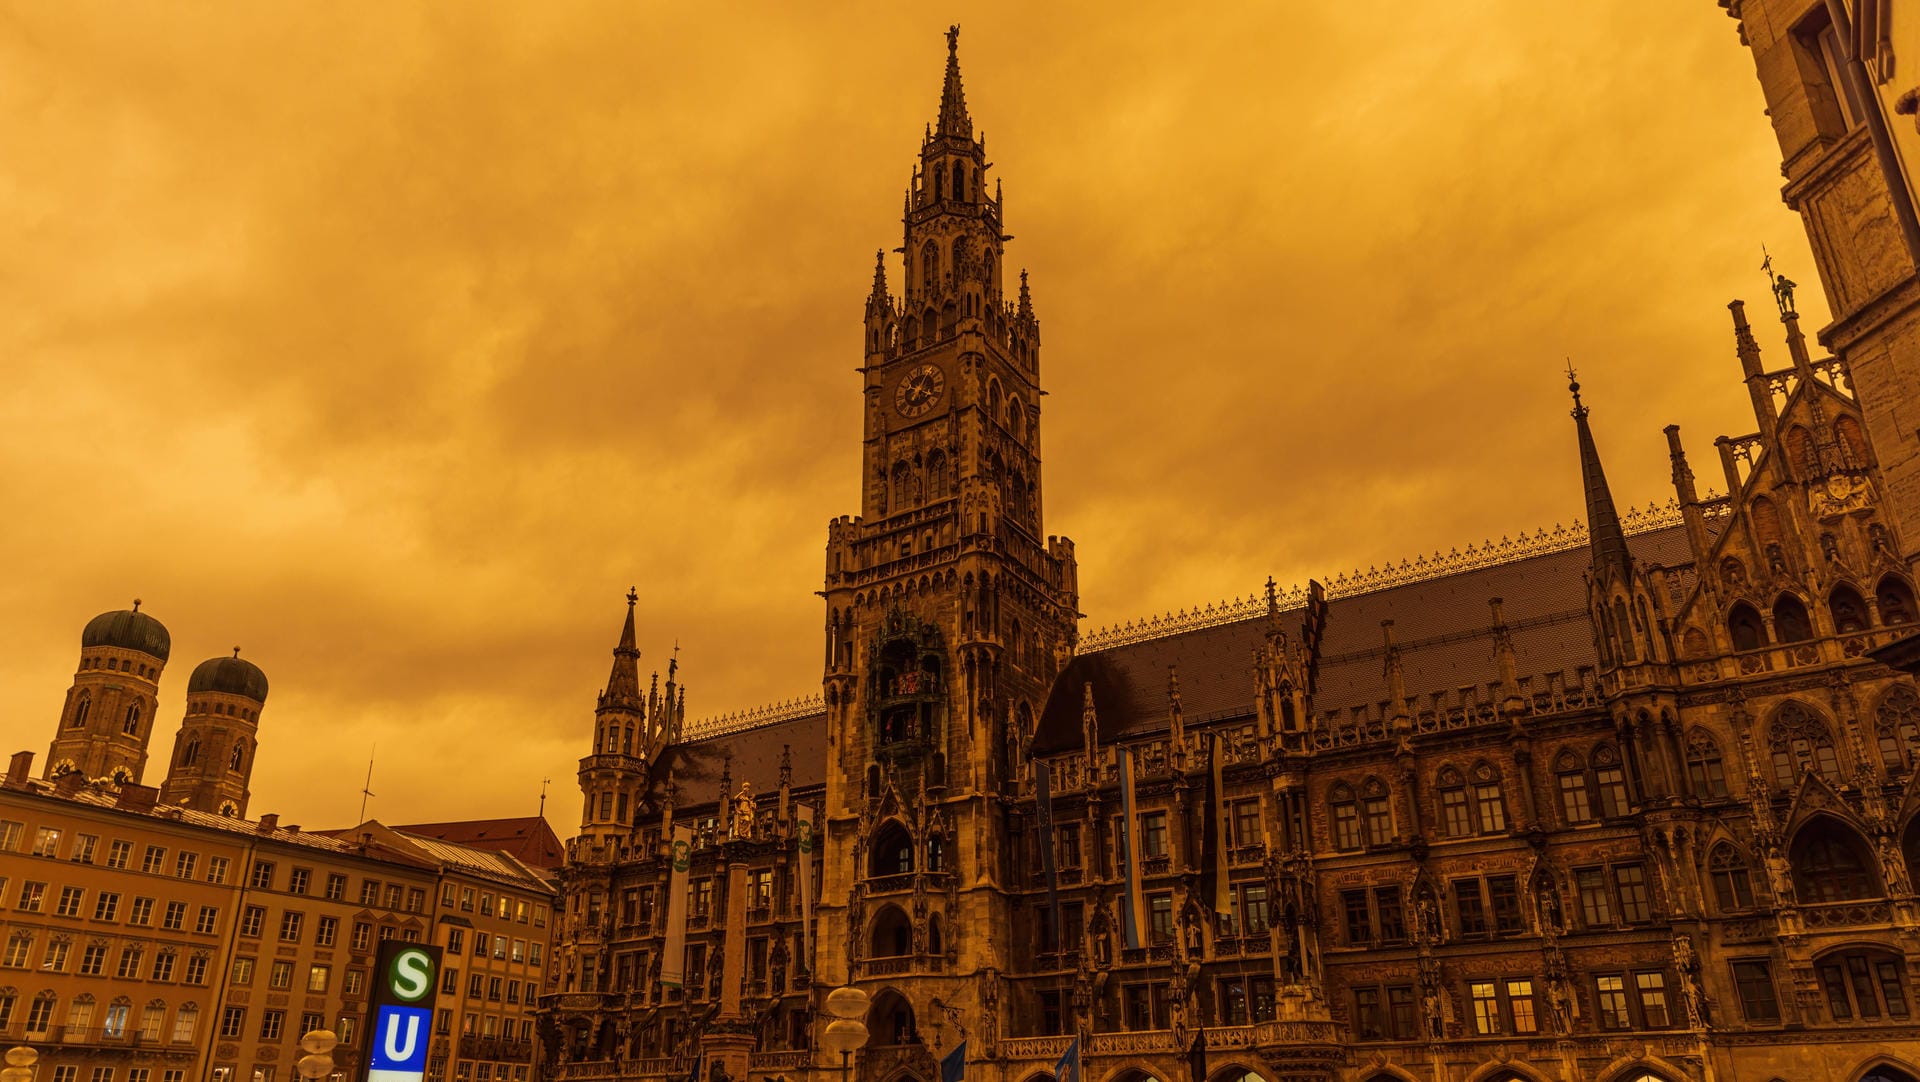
[1728,602,1767,651]
[72,694,90,728]
[122,703,141,736]
[920,241,939,296]
[1773,594,1816,643]
[1789,819,1882,903]
[1329,783,1360,851]
[1876,685,1920,774]
[1685,729,1729,798]
[1879,575,1919,625]
[1769,702,1843,787]
[1831,583,1871,634]
[1708,843,1756,912]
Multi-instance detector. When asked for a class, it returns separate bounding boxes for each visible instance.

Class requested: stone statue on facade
[1672,934,1705,1029]
[731,782,755,839]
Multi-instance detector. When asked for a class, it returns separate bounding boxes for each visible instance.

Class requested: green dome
[82,607,171,662]
[188,654,269,703]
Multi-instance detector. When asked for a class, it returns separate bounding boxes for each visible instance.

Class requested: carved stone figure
[732,782,755,839]
[1672,934,1705,1029]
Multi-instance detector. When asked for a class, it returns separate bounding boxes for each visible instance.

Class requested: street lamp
[295,1029,338,1082]
[821,986,870,1082]
[2,1046,38,1082]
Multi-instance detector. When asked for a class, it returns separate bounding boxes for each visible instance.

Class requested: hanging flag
[1118,746,1145,950]
[796,803,817,970]
[1033,760,1064,952]
[1186,1026,1208,1082]
[1055,1036,1080,1082]
[940,1039,966,1082]
[1200,732,1231,924]
[660,824,694,987]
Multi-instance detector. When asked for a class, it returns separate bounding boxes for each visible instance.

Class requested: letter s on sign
[390,948,434,1002]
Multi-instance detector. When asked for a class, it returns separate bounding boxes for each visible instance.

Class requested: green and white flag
[661,824,693,987]
[796,803,817,968]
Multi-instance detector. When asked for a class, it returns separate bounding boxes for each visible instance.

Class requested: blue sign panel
[368,1004,433,1082]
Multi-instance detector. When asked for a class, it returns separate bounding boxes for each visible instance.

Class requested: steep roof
[392,816,565,874]
[1033,523,1696,753]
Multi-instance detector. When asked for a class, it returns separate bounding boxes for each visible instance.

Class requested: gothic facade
[537,26,1920,1082]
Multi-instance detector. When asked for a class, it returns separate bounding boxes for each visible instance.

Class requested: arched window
[1787,424,1821,478]
[987,378,1002,420]
[1879,575,1919,625]
[1877,685,1920,773]
[926,833,944,872]
[1769,702,1842,786]
[928,914,944,956]
[926,449,948,500]
[1728,601,1767,651]
[1436,766,1470,837]
[1555,749,1593,824]
[892,461,914,511]
[170,1003,199,1044]
[1613,597,1638,661]
[1832,583,1871,633]
[139,1000,167,1041]
[1709,843,1756,911]
[951,161,965,202]
[121,703,141,736]
[1471,764,1508,833]
[920,240,939,295]
[868,907,912,958]
[1836,414,1871,469]
[1790,818,1882,902]
[182,741,200,768]
[1329,783,1360,850]
[1592,744,1630,817]
[1008,395,1025,440]
[1773,594,1815,643]
[26,992,56,1037]
[1685,729,1729,798]
[1680,627,1710,659]
[71,694,90,728]
[869,821,913,878]
[1815,948,1910,1020]
[229,742,246,773]
[1360,778,1393,846]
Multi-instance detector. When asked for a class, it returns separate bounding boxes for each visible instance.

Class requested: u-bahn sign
[367,941,442,1082]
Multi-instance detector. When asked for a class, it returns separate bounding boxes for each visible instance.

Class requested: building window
[219,1007,246,1039]
[1733,959,1782,1022]
[268,961,293,989]
[248,861,274,890]
[1818,951,1910,1020]
[1508,979,1537,1034]
[1791,819,1882,902]
[1615,864,1651,923]
[174,852,197,880]
[1556,752,1593,823]
[1453,879,1487,939]
[1595,975,1631,1029]
[1637,971,1671,1027]
[239,906,264,938]
[163,902,187,931]
[1576,868,1614,928]
[1687,730,1729,797]
[1139,812,1169,860]
[1342,890,1372,946]
[1057,823,1082,869]
[288,868,309,895]
[315,917,337,947]
[259,1009,283,1040]
[1469,981,1501,1035]
[1769,701,1844,787]
[325,874,347,901]
[1353,987,1383,1039]
[1488,875,1523,934]
[1331,785,1361,851]
[1236,884,1269,935]
[1374,886,1406,944]
[1362,784,1393,846]
[194,906,217,934]
[1439,770,1472,838]
[1474,781,1507,832]
[278,912,304,942]
[183,955,209,985]
[1147,893,1173,945]
[1230,800,1262,849]
[1593,746,1630,817]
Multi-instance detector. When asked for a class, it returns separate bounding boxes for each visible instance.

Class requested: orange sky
[0,3,1827,829]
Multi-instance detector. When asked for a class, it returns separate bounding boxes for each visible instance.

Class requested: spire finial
[132,598,141,612]
[934,26,972,139]
[947,23,960,55]
[627,586,638,606]
[1565,358,1585,416]
[232,646,240,658]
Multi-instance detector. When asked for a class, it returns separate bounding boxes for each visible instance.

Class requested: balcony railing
[1802,899,1893,928]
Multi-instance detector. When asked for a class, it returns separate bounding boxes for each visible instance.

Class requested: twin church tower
[43,602,270,818]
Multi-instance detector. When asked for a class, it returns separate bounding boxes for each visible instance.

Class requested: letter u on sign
[368,1005,433,1082]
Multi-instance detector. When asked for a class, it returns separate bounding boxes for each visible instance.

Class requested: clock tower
[817,26,1080,1065]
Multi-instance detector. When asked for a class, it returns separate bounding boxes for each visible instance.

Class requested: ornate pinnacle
[1565,359,1585,418]
[936,25,972,139]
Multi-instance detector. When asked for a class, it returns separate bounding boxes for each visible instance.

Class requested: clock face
[894,363,946,418]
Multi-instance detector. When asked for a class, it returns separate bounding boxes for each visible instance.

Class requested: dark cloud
[0,3,1821,826]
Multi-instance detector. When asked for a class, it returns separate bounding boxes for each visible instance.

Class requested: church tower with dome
[46,602,172,785]
[158,650,270,817]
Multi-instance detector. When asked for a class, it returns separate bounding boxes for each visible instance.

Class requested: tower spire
[936,25,972,139]
[601,588,643,710]
[1566,364,1633,586]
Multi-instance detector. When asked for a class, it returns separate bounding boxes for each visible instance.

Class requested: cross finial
[1565,358,1585,414]
[626,586,638,605]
